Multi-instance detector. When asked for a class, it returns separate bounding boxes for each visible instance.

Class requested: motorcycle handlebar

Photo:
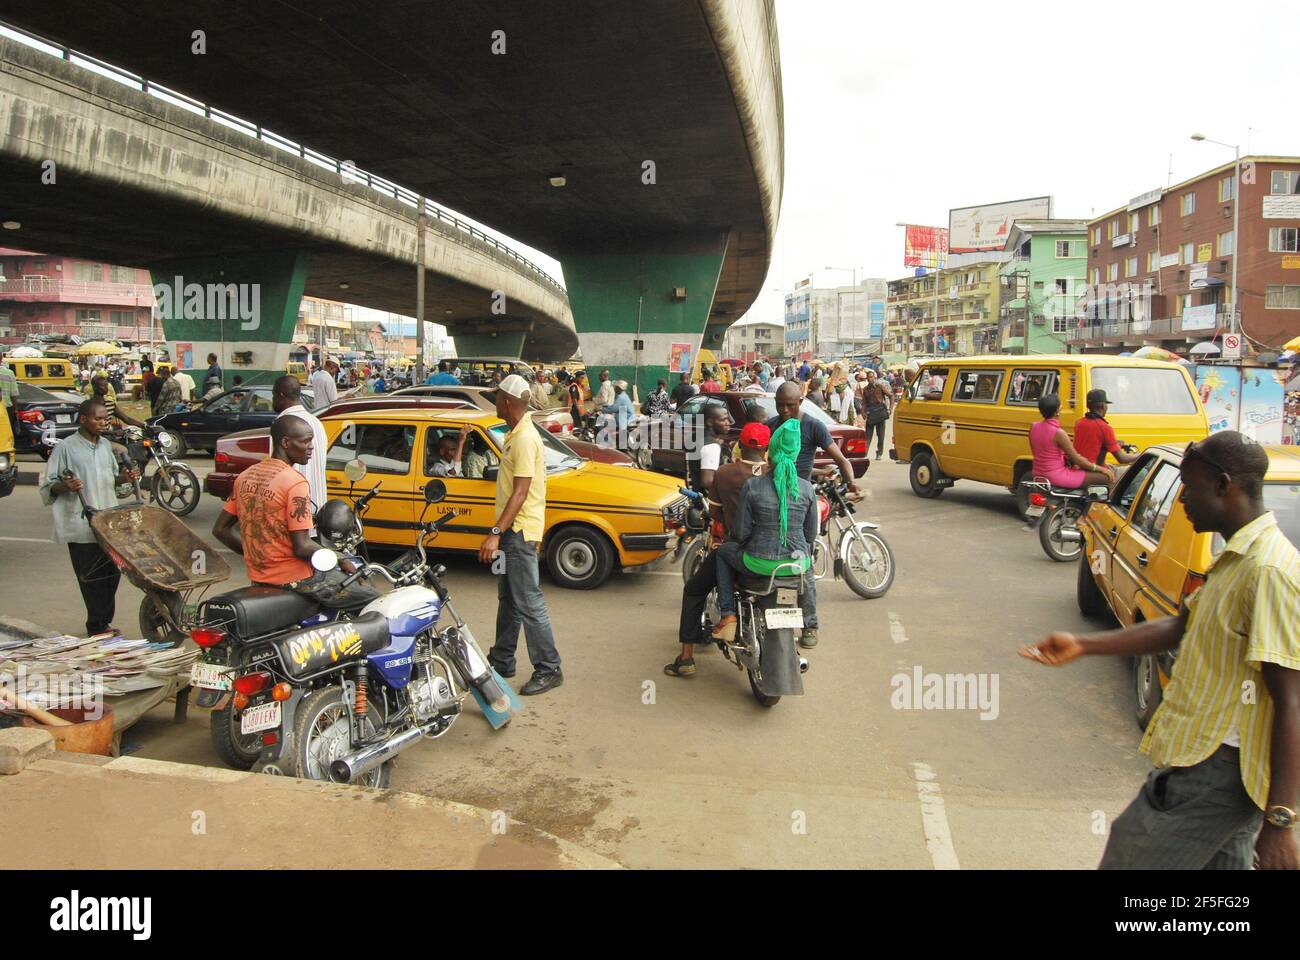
[678,487,702,500]
[354,483,382,511]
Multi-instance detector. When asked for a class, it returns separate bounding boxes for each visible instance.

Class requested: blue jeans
[489,529,562,675]
[714,541,817,628]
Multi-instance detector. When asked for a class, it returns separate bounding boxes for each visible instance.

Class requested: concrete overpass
[0,34,577,379]
[2,0,784,393]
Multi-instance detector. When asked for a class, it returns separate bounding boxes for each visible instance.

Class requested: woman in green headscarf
[711,417,819,643]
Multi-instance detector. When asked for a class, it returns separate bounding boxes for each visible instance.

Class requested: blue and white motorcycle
[189,467,517,787]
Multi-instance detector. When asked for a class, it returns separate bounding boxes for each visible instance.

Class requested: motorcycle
[809,476,894,599]
[190,464,517,785]
[111,424,200,517]
[707,563,809,708]
[1025,444,1134,562]
[674,486,719,582]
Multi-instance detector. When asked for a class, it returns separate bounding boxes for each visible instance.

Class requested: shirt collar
[507,412,533,438]
[1219,511,1279,557]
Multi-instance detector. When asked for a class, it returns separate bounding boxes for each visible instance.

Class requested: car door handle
[1108,526,1119,539]
[1137,552,1149,568]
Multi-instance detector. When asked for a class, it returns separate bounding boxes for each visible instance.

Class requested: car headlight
[0,454,9,471]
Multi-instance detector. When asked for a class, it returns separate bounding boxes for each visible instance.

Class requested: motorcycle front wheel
[291,685,391,789]
[681,537,707,586]
[151,463,201,517]
[1039,505,1083,563]
[841,526,895,599]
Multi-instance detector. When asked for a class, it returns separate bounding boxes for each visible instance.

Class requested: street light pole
[1191,134,1240,335]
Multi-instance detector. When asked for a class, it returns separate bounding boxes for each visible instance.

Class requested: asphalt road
[1,439,1153,868]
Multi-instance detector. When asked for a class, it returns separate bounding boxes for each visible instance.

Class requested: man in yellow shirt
[479,374,563,695]
[1022,431,1299,870]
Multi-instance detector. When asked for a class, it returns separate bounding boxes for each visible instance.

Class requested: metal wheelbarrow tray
[90,503,231,593]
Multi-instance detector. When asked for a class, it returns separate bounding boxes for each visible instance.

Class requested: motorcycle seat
[199,587,320,641]
[740,573,806,596]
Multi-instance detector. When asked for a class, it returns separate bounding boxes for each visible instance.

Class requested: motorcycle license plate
[190,661,233,691]
[240,701,281,735]
[765,606,804,630]
[56,414,72,424]
[1025,505,1045,519]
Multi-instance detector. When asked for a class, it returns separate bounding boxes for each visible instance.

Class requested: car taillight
[1181,571,1206,602]
[18,410,44,424]
[546,422,562,433]
[842,438,866,456]
[190,627,227,648]
[233,672,271,696]
[214,451,230,467]
[1030,493,1047,507]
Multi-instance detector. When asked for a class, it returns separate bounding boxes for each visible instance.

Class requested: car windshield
[16,383,62,403]
[1090,367,1198,415]
[1265,481,1300,550]
[739,395,834,426]
[487,422,583,473]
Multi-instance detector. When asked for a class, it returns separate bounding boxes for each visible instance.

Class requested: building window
[1218,230,1234,256]
[1109,220,1119,239]
[109,310,134,325]
[1091,226,1102,245]
[1108,262,1119,282]
[1179,294,1194,313]
[108,265,136,284]
[1055,241,1069,258]
[1148,206,1161,226]
[1125,257,1137,277]
[1265,284,1300,309]
[1219,175,1236,202]
[1269,227,1300,252]
[1054,278,1069,295]
[1129,212,1140,233]
[72,262,103,282]
[75,308,101,322]
[1090,267,1100,285]
[1181,192,1196,216]
[1147,251,1160,272]
[1051,317,1070,333]
[1271,171,1299,195]
[1181,242,1195,265]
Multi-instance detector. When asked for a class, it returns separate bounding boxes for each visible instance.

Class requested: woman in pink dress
[1028,394,1114,490]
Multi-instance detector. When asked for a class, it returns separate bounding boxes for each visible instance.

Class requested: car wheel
[545,526,616,590]
[1014,477,1033,520]
[1076,553,1108,618]
[167,431,188,459]
[908,451,944,499]
[1134,653,1163,730]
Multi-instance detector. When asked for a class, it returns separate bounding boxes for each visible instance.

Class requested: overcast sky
[367,0,1300,336]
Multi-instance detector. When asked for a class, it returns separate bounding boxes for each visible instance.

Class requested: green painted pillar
[147,250,309,387]
[561,232,729,399]
[452,330,527,359]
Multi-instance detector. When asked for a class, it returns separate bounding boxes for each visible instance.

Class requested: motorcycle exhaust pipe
[329,723,427,784]
[1058,529,1083,543]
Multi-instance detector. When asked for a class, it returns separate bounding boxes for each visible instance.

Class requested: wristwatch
[1265,805,1297,828]
[490,526,502,536]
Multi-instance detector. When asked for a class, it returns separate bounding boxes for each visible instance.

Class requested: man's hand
[339,558,359,576]
[117,466,140,485]
[1019,631,1085,666]
[458,424,471,441]
[479,533,500,565]
[1255,825,1299,870]
[58,474,84,495]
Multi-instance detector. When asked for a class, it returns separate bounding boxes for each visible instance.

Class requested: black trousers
[678,548,719,645]
[864,418,887,455]
[68,542,121,635]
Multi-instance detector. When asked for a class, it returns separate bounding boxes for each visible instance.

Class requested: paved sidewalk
[0,753,621,870]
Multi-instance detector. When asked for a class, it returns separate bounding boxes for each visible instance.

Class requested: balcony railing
[0,277,155,300]
[1066,311,1240,341]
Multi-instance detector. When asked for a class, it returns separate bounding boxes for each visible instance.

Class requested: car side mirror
[343,459,367,483]
[424,478,447,504]
[482,466,499,483]
[1086,485,1110,503]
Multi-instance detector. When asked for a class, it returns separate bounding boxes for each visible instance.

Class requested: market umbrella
[1283,335,1300,353]
[1189,342,1221,356]
[76,341,124,356]
[5,345,43,358]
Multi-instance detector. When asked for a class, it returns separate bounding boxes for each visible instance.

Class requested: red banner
[904,225,949,268]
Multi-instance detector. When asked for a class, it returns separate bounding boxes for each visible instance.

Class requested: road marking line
[911,761,960,870]
[0,536,54,543]
[889,612,907,644]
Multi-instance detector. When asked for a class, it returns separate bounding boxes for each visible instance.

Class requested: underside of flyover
[4,0,783,391]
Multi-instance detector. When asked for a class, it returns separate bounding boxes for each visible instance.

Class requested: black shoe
[520,670,564,696]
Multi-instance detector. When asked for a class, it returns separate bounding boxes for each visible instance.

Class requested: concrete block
[0,727,56,774]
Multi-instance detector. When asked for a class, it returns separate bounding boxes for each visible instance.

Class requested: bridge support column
[561,232,729,399]
[147,250,309,388]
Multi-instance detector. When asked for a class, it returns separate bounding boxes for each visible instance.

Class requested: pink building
[0,249,157,344]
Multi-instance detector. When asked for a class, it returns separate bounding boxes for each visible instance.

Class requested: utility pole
[415,202,426,384]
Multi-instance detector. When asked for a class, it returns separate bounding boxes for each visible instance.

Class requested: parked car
[12,383,82,455]
[149,384,316,455]
[1077,442,1300,728]
[438,357,537,387]
[204,396,630,500]
[317,407,689,588]
[0,402,16,497]
[647,390,870,479]
[392,383,572,434]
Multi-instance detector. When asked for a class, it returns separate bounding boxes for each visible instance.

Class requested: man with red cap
[666,421,772,677]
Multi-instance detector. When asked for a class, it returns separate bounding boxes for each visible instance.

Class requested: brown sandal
[711,615,737,643]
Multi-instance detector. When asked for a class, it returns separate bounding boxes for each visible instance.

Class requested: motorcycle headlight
[156,431,173,449]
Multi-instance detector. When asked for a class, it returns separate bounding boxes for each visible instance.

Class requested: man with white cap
[480,374,563,695]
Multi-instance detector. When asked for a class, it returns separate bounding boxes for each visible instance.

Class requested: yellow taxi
[0,405,16,498]
[286,361,309,384]
[1077,442,1300,727]
[321,408,690,589]
[5,357,77,390]
[890,355,1208,514]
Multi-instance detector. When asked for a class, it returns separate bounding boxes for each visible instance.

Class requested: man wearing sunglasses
[1021,430,1300,870]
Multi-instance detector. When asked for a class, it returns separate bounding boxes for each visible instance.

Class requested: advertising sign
[668,342,693,374]
[904,225,949,268]
[1197,243,1213,263]
[1263,195,1300,219]
[869,301,885,338]
[948,196,1052,253]
[1159,252,1180,268]
[176,342,194,371]
[1182,304,1218,331]
[1282,255,1300,269]
[1190,264,1208,288]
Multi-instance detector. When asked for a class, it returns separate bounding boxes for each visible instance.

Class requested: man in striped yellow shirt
[1022,431,1299,870]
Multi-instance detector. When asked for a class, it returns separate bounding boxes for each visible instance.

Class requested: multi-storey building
[997,220,1089,354]
[886,255,1007,357]
[0,249,157,344]
[722,319,783,361]
[1075,156,1300,354]
[290,296,353,365]
[783,279,887,359]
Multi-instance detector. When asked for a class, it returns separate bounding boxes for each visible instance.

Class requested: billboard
[904,225,949,268]
[948,196,1052,253]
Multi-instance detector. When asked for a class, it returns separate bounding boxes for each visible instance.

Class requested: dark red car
[647,390,870,479]
[203,396,632,499]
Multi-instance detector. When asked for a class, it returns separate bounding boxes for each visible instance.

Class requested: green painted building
[997,220,1088,354]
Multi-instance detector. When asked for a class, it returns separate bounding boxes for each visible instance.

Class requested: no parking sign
[1223,334,1242,359]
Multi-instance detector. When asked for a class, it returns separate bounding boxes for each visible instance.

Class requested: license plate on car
[1025,505,1045,518]
[765,606,805,629]
[56,414,72,424]
[240,701,281,734]
[190,661,232,690]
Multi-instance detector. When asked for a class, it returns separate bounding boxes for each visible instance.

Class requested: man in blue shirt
[766,381,862,649]
[425,360,460,385]
[602,380,637,450]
